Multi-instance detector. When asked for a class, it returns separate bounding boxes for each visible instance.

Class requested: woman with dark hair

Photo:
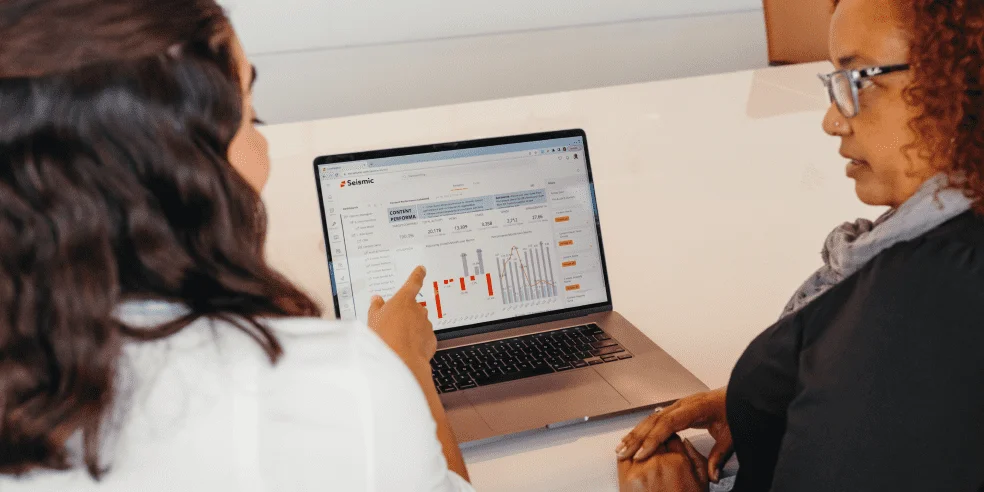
[615,0,984,491]
[0,1,472,490]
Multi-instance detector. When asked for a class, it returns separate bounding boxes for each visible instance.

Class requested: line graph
[496,242,558,305]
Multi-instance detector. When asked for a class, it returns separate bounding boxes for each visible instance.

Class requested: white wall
[220,1,769,123]
[222,0,761,55]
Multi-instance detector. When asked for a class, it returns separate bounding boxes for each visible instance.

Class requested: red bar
[470,275,475,281]
[460,278,466,291]
[443,279,448,285]
[418,301,427,307]
[433,281,443,319]
[486,273,494,296]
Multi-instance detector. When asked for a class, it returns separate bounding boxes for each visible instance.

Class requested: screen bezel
[313,129,615,341]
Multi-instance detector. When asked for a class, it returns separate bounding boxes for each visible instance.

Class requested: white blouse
[1,301,473,492]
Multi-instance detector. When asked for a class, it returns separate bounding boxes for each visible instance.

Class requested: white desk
[260,61,878,491]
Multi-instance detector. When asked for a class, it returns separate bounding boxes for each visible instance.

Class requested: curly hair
[833,0,984,214]
[904,0,984,215]
[0,0,319,478]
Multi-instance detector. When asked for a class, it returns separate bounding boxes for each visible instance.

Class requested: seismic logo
[340,178,375,188]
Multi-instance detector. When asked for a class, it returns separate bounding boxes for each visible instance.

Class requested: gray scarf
[781,173,973,319]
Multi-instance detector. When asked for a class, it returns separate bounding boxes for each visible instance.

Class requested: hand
[618,434,709,492]
[367,266,436,371]
[617,387,733,483]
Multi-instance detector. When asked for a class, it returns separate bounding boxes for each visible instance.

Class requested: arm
[404,361,470,481]
[356,328,472,491]
[366,266,469,484]
[769,249,984,491]
[252,317,472,492]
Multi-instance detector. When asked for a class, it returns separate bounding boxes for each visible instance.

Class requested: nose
[822,102,851,136]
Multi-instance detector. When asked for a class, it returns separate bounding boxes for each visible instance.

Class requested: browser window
[317,136,608,331]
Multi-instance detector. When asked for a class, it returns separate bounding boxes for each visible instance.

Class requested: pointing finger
[395,266,427,300]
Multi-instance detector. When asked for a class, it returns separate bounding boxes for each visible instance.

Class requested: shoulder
[802,213,984,369]
[227,316,416,391]
[118,313,421,428]
[798,212,984,360]
[871,210,984,277]
[843,211,984,302]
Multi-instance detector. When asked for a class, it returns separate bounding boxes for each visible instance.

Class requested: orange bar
[486,273,494,296]
[555,216,570,223]
[460,278,466,291]
[470,275,475,281]
[565,284,581,291]
[559,240,574,247]
[443,279,448,285]
[433,281,443,319]
[562,260,577,267]
[418,301,427,307]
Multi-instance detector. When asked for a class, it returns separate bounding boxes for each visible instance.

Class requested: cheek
[864,92,922,163]
[228,125,271,191]
[855,111,917,177]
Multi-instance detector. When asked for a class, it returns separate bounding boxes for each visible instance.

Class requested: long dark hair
[0,0,320,477]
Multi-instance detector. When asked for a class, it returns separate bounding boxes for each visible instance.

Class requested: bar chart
[496,242,558,305]
[459,249,487,277]
[432,272,495,320]
[426,248,498,322]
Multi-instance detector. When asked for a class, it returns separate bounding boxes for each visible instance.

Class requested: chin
[853,181,891,207]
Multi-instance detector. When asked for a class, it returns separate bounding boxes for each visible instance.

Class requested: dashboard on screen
[316,135,609,332]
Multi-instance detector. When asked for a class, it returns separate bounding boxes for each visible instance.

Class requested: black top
[727,211,984,492]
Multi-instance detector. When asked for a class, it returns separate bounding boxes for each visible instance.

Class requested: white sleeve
[353,326,475,492]
[257,319,474,492]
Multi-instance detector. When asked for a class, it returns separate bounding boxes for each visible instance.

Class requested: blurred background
[220,0,774,123]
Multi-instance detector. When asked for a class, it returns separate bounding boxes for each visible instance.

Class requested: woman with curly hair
[616,0,984,490]
[0,0,472,490]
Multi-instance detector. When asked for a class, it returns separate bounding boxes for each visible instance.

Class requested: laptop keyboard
[431,324,632,393]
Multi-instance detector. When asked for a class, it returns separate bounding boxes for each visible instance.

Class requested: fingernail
[615,443,626,456]
[632,448,646,461]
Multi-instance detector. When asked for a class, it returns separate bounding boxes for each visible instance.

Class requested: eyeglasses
[818,64,909,118]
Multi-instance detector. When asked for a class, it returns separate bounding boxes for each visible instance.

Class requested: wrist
[405,357,435,385]
[385,343,430,374]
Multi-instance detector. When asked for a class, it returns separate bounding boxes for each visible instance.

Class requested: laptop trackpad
[464,369,630,436]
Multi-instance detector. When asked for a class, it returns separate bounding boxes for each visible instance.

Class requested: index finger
[394,266,427,299]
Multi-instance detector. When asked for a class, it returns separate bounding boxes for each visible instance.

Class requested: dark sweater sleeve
[769,241,984,492]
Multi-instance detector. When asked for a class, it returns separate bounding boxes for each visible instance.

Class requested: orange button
[565,284,581,291]
[555,216,570,223]
[562,261,577,267]
[558,240,574,247]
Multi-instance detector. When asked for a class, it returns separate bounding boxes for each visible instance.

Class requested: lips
[845,159,869,177]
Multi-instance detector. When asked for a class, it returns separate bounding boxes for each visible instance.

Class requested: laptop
[313,129,707,443]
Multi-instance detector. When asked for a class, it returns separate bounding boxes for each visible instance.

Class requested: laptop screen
[315,131,611,333]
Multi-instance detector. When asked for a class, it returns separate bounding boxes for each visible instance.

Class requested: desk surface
[259,61,878,491]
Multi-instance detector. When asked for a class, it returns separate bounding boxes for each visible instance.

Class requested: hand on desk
[617,387,733,483]
[618,434,709,492]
